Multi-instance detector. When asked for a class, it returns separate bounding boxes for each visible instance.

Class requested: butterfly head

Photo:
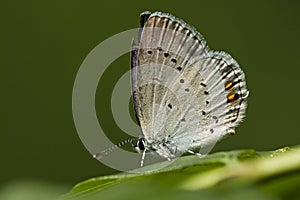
[133,137,146,152]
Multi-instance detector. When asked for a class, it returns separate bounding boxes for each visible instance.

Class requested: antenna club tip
[93,154,102,159]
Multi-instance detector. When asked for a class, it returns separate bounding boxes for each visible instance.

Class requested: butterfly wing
[131,11,248,155]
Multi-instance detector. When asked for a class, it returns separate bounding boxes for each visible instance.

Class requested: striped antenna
[93,138,136,160]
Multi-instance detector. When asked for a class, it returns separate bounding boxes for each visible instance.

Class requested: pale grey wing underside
[131,11,248,153]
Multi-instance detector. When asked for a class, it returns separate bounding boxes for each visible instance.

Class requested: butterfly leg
[186,149,203,157]
[140,149,147,167]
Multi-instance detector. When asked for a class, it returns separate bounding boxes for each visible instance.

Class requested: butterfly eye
[137,138,145,150]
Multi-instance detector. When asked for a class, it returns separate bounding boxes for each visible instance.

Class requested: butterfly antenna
[93,138,135,160]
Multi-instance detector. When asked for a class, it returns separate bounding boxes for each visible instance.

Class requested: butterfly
[94,11,248,167]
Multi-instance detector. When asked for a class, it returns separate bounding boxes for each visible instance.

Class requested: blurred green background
[1,0,300,192]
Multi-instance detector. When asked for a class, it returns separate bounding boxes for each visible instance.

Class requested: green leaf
[64,146,300,200]
[0,180,69,200]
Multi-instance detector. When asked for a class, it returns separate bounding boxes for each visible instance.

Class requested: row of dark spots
[201,79,218,129]
[201,113,218,134]
[147,48,174,60]
[178,78,190,92]
[150,41,195,94]
[148,48,183,72]
[180,79,209,93]
[152,48,182,70]
[200,82,210,105]
[179,113,217,134]
[200,83,209,95]
[148,48,194,94]
[146,48,167,56]
[164,52,179,66]
[154,48,184,72]
[213,115,219,123]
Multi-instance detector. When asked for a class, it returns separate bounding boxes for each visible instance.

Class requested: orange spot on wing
[225,82,233,90]
[227,93,237,102]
